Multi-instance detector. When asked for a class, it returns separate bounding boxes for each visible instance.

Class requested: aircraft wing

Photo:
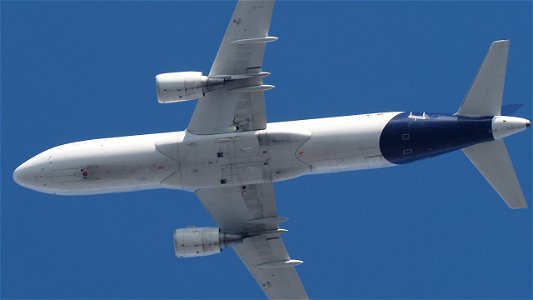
[188,0,276,135]
[195,183,308,299]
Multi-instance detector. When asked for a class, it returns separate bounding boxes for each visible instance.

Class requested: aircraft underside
[12,0,530,298]
[13,111,528,196]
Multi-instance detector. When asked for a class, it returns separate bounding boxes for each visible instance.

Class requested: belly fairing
[176,128,311,189]
[379,112,494,164]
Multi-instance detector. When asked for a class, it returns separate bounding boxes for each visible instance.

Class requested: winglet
[456,40,509,117]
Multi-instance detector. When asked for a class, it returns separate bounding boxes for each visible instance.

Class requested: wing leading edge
[190,1,307,298]
[196,184,308,299]
[188,0,276,135]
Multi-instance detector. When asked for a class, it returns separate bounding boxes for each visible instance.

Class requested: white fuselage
[14,112,400,195]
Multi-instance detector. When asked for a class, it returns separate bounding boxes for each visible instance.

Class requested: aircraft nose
[13,153,50,191]
[13,164,27,186]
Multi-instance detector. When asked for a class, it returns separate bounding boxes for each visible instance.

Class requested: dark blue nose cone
[379,112,494,164]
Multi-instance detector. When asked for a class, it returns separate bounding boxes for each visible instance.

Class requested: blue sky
[2,1,531,299]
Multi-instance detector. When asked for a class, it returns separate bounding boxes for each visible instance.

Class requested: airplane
[12,1,530,299]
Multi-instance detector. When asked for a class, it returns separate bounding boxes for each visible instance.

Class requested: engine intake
[173,227,242,258]
[156,72,224,103]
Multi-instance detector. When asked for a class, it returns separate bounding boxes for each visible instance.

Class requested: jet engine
[173,227,242,258]
[156,72,224,103]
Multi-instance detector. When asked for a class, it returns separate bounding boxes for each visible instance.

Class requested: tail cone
[491,116,530,140]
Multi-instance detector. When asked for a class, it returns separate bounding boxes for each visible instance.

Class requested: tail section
[456,40,529,209]
[501,104,524,116]
[463,140,527,209]
[456,40,509,117]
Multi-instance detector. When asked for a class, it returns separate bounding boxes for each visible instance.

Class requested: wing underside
[187,0,276,135]
[188,1,307,298]
[196,184,308,299]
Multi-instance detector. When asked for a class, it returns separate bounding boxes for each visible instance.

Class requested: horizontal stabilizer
[456,40,509,117]
[501,104,524,116]
[463,139,527,209]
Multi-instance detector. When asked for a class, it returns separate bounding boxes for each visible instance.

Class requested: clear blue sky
[2,1,531,299]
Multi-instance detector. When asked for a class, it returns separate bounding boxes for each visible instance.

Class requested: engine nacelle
[156,72,224,103]
[173,227,242,258]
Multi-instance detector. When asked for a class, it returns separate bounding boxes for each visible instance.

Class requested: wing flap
[195,183,308,299]
[234,237,308,299]
[196,183,278,233]
[188,81,267,134]
[187,0,275,135]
